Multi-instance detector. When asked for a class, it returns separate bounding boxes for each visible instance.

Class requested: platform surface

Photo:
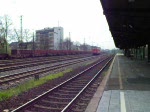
[97,90,150,112]
[85,54,150,112]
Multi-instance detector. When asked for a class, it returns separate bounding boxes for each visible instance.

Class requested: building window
[49,33,53,37]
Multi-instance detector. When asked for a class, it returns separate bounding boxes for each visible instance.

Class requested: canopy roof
[100,0,150,49]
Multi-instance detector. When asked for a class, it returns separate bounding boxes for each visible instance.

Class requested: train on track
[10,49,91,59]
[0,38,102,59]
[92,47,101,55]
[0,48,92,59]
[0,39,92,59]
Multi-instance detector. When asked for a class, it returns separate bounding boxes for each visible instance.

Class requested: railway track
[0,56,100,85]
[0,55,90,65]
[11,55,113,112]
[0,55,93,72]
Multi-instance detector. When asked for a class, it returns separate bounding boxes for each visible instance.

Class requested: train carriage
[0,40,92,59]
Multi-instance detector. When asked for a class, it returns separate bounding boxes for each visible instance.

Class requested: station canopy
[100,0,150,49]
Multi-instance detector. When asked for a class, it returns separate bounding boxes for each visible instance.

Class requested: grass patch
[85,61,94,66]
[0,69,72,102]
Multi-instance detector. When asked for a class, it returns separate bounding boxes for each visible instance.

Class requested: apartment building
[36,27,63,50]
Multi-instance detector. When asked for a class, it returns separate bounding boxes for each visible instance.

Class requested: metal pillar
[134,48,136,58]
[143,46,145,60]
[130,48,134,59]
[135,48,138,59]
[124,49,128,56]
[140,47,142,60]
[32,32,35,57]
[124,49,127,56]
[148,43,150,62]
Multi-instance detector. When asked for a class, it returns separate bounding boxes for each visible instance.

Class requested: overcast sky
[0,0,116,49]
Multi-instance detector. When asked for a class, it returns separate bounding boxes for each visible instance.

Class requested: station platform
[85,54,150,112]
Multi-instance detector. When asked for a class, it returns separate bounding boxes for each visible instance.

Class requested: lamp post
[32,31,35,57]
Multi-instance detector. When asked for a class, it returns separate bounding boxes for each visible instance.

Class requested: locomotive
[92,47,101,55]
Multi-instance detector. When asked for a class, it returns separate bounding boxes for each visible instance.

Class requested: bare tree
[63,38,72,50]
[24,29,32,42]
[0,15,13,42]
[13,28,32,43]
[13,29,32,49]
[0,15,13,54]
[0,22,5,39]
[14,29,21,42]
[74,41,80,50]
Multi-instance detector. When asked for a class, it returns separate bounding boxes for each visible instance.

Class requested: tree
[24,29,32,42]
[63,38,72,50]
[0,15,13,54]
[74,41,80,50]
[13,29,32,49]
[0,15,13,42]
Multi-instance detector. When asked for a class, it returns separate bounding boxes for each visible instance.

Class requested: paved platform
[85,54,150,112]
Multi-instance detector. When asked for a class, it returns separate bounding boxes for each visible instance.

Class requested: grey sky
[0,0,116,49]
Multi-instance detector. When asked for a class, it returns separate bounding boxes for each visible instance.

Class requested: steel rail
[61,57,113,112]
[0,55,89,66]
[0,55,95,72]
[11,56,113,112]
[0,56,99,85]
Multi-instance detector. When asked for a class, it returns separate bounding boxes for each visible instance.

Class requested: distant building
[10,42,19,49]
[35,27,64,50]
[10,42,33,50]
[79,44,92,51]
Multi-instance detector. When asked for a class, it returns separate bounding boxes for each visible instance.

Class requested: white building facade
[36,27,63,50]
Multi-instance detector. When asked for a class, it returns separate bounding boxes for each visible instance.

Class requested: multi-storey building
[36,27,63,50]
